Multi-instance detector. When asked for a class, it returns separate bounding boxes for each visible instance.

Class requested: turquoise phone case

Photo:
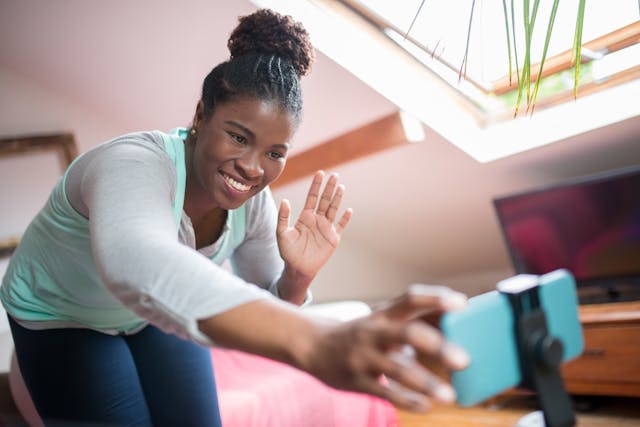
[440,269,584,407]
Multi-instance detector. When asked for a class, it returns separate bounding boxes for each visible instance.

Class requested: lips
[221,172,252,193]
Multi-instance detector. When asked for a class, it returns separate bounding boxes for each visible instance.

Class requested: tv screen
[494,166,640,304]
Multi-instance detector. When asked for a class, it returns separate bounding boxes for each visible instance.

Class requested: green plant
[408,0,587,116]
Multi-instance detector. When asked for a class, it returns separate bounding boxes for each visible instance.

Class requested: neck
[191,208,228,250]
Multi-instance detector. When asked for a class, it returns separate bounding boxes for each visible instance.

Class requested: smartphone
[440,269,584,407]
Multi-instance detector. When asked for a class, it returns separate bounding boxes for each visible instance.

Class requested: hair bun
[228,9,315,77]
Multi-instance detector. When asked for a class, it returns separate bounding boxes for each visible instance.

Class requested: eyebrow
[225,120,255,138]
[225,120,290,151]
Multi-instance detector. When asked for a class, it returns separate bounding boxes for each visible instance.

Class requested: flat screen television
[493,165,640,304]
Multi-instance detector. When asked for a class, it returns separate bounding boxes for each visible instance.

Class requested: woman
[1,8,469,427]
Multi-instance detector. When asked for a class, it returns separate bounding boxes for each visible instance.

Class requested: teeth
[223,174,251,192]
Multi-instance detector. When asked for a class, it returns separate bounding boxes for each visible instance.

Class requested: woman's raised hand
[303,285,470,412]
[276,170,352,280]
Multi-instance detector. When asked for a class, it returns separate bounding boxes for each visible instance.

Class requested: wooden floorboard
[396,395,640,427]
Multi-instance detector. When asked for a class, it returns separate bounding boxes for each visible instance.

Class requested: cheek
[265,160,286,181]
[196,140,228,170]
[194,146,223,183]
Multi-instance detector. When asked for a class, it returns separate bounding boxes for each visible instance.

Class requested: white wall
[0,65,133,372]
[0,67,125,152]
[307,238,426,305]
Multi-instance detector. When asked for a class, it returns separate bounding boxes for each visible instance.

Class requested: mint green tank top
[0,128,246,332]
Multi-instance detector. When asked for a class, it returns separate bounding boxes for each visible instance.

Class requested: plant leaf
[459,0,477,82]
[404,0,427,40]
[511,0,521,90]
[530,0,560,114]
[526,0,541,109]
[514,0,531,116]
[501,0,513,86]
[572,0,587,99]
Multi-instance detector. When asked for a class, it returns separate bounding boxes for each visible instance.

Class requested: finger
[418,341,470,372]
[367,317,443,358]
[404,322,470,371]
[325,184,344,222]
[371,347,456,404]
[277,199,291,235]
[335,208,353,235]
[364,314,469,371]
[303,171,324,211]
[317,173,338,215]
[376,285,467,321]
[355,375,431,413]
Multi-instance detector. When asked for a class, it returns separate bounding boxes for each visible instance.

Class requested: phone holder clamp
[497,275,576,427]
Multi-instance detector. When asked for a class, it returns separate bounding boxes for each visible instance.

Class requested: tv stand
[561,301,640,397]
[577,278,640,305]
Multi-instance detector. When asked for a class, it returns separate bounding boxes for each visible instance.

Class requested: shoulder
[72,130,173,174]
[101,130,168,158]
[66,131,177,203]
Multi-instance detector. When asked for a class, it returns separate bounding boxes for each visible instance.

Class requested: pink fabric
[212,348,399,427]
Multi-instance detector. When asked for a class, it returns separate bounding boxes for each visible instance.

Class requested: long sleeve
[231,188,313,304]
[77,137,274,345]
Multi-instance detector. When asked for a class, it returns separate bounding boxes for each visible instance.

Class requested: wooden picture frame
[0,132,78,258]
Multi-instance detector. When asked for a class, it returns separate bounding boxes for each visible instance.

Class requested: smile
[222,172,252,192]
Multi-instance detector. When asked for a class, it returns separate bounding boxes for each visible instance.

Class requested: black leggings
[9,317,222,427]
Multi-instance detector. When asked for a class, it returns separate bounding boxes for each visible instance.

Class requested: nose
[235,150,264,180]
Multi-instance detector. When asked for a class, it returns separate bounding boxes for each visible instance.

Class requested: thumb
[277,199,291,235]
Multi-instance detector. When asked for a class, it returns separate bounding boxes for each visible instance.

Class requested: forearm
[200,285,470,412]
[274,265,314,305]
[197,299,332,368]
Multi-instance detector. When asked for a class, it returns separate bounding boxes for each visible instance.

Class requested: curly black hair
[199,9,315,126]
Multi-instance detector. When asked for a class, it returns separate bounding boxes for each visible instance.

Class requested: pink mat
[212,348,399,427]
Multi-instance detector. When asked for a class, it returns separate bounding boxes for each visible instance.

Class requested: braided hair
[200,9,315,127]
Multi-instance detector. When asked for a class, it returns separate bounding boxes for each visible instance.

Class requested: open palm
[277,171,353,278]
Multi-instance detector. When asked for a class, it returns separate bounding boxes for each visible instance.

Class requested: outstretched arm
[275,171,353,304]
[198,284,469,412]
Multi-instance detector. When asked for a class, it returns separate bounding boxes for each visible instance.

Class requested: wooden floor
[396,395,640,427]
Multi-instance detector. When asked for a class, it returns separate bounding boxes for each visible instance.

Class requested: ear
[192,100,205,130]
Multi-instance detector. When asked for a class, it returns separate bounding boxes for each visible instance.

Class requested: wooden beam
[272,111,409,188]
[0,132,78,256]
[0,132,78,169]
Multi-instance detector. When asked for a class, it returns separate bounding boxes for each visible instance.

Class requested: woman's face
[189,97,295,210]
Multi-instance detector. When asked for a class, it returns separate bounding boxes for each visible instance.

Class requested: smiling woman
[0,7,470,427]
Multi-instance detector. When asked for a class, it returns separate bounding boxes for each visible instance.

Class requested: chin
[215,190,256,210]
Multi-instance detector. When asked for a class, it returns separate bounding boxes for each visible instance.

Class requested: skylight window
[252,0,640,162]
[348,0,640,116]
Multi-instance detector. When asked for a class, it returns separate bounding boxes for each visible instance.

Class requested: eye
[228,132,247,145]
[267,151,286,161]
